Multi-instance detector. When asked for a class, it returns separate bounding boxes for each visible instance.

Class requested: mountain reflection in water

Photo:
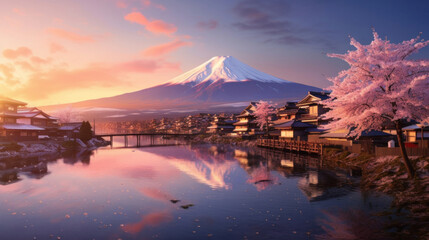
[0,144,392,240]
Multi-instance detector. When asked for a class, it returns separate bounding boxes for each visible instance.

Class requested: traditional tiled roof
[309,91,330,100]
[274,120,315,129]
[0,96,27,106]
[0,124,45,131]
[0,112,22,117]
[402,124,429,131]
[297,91,330,106]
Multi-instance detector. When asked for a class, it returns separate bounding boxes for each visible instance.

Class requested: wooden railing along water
[95,133,195,148]
[257,139,323,155]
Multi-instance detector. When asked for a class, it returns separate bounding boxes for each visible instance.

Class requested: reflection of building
[298,170,354,202]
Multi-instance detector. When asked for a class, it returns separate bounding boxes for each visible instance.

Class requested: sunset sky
[1,0,428,106]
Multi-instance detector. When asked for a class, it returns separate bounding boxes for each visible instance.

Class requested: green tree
[78,121,93,142]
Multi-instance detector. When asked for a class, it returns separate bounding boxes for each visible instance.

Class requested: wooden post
[110,136,113,148]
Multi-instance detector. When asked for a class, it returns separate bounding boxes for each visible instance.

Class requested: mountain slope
[42,56,322,117]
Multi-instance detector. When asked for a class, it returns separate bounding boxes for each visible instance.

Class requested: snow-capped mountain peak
[167,56,289,85]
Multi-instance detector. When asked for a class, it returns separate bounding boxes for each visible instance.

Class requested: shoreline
[0,138,110,161]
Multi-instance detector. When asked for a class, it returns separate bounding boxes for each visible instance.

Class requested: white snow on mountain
[166,56,289,85]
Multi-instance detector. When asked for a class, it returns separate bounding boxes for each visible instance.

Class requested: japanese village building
[232,102,261,136]
[16,107,59,136]
[207,115,236,135]
[402,124,429,147]
[276,102,305,121]
[296,91,330,126]
[274,119,315,141]
[0,97,44,141]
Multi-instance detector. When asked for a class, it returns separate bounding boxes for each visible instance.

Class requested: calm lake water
[0,142,392,240]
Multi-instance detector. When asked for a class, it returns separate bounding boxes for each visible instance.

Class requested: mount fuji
[43,56,322,118]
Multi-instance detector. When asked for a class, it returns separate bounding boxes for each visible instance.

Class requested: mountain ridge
[42,56,322,119]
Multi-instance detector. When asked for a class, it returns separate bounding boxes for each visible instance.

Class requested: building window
[20,131,28,137]
[281,130,294,138]
[309,106,318,116]
[408,131,416,142]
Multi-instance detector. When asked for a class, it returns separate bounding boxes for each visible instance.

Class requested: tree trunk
[395,120,415,178]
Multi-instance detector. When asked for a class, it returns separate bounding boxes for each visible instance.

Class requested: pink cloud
[52,18,64,25]
[124,12,176,35]
[2,47,33,59]
[141,0,166,10]
[143,39,192,57]
[13,8,26,16]
[116,0,128,8]
[47,28,95,43]
[49,42,67,53]
[124,11,148,25]
[197,20,218,30]
[117,59,180,73]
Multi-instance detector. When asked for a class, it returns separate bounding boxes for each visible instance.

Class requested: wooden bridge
[95,133,196,148]
[257,139,323,155]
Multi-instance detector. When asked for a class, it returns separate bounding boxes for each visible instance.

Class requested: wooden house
[402,124,429,147]
[58,122,83,139]
[16,107,59,136]
[296,91,330,126]
[232,102,261,136]
[207,115,236,135]
[0,97,44,141]
[277,102,305,121]
[274,120,315,141]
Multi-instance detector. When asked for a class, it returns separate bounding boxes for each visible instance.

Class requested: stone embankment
[0,138,109,160]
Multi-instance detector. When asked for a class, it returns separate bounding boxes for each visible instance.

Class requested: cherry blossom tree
[56,106,80,123]
[322,31,429,178]
[254,100,276,136]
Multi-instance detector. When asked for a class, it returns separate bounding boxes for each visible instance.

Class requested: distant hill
[42,56,322,119]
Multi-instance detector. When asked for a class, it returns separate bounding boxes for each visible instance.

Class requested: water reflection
[0,144,392,239]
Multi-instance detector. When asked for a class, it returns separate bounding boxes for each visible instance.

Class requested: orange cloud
[124,12,176,35]
[47,28,95,43]
[121,211,173,234]
[31,56,50,64]
[2,47,33,59]
[49,42,67,53]
[15,61,36,71]
[10,59,180,100]
[0,64,19,85]
[143,39,192,57]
